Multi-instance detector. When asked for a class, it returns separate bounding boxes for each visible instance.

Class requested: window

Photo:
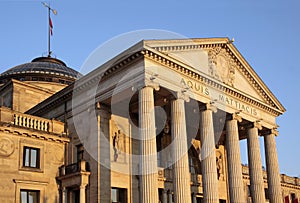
[77,144,84,161]
[111,188,127,203]
[20,190,39,203]
[23,147,40,168]
[291,193,296,202]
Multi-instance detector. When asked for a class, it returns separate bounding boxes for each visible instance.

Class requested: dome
[0,57,82,85]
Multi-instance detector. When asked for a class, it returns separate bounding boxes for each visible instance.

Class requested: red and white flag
[49,17,53,36]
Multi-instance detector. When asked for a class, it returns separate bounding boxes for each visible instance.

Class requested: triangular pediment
[143,38,285,114]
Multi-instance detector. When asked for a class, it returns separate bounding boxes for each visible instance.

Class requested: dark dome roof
[0,57,82,84]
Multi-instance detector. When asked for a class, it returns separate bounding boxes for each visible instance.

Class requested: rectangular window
[76,144,84,162]
[20,190,39,203]
[111,188,127,203]
[23,147,40,168]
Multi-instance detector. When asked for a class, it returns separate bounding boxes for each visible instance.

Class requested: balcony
[59,160,90,176]
[0,106,65,135]
[57,160,90,189]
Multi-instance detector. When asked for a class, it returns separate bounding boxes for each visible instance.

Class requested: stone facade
[0,38,299,203]
[0,107,68,203]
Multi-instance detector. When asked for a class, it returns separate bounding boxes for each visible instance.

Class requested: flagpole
[48,5,51,57]
[42,2,57,57]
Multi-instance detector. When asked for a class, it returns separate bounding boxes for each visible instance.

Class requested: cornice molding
[143,48,283,117]
[0,125,69,144]
[145,40,285,114]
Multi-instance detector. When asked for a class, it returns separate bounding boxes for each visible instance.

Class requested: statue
[112,131,120,161]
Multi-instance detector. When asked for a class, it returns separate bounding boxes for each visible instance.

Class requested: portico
[27,38,286,203]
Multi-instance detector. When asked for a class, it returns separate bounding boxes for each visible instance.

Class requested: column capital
[133,79,160,92]
[174,90,190,102]
[199,102,217,113]
[246,121,262,130]
[261,128,279,137]
[145,79,160,91]
[226,113,242,122]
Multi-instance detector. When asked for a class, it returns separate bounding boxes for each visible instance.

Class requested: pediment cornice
[143,38,285,116]
[142,46,284,117]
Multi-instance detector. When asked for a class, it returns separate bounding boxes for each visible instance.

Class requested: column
[62,187,67,203]
[171,92,192,203]
[225,113,245,202]
[247,122,265,202]
[192,193,197,203]
[200,103,219,203]
[139,85,159,203]
[264,129,282,203]
[163,190,168,203]
[168,191,173,203]
[80,185,86,203]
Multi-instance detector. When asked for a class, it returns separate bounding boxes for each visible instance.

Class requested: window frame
[111,187,127,203]
[20,189,40,203]
[19,141,44,172]
[23,146,40,169]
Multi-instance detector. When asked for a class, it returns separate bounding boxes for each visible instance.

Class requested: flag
[49,17,53,36]
[295,198,299,203]
[285,196,290,203]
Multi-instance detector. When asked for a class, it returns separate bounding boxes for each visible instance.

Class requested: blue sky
[1,0,300,177]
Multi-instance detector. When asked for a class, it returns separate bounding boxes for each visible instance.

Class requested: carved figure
[208,47,235,87]
[216,153,224,181]
[112,132,119,161]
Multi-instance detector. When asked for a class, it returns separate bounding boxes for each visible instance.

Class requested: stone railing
[242,164,300,187]
[158,168,202,185]
[0,106,64,135]
[281,174,300,186]
[242,165,267,179]
[13,114,50,132]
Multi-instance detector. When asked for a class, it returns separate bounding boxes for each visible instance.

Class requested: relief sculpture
[0,137,15,157]
[216,150,224,181]
[208,47,235,87]
[112,129,125,162]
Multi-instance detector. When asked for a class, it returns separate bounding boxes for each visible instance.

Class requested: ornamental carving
[112,128,126,162]
[208,47,235,86]
[216,150,224,181]
[0,137,15,157]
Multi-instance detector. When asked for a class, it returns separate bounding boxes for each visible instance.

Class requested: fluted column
[200,103,219,203]
[226,113,245,202]
[264,129,282,203]
[139,84,159,203]
[247,122,265,203]
[171,91,191,203]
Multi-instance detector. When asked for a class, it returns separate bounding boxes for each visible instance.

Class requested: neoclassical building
[0,38,299,203]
